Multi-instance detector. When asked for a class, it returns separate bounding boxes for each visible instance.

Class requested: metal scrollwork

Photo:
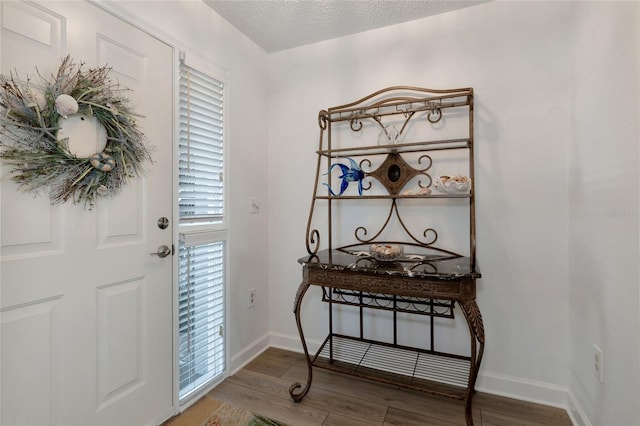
[417,173,433,189]
[354,204,393,243]
[354,225,370,242]
[421,227,438,245]
[416,155,434,188]
[359,158,372,191]
[359,158,372,171]
[405,261,439,274]
[327,290,456,318]
[349,118,363,131]
[353,200,440,247]
[416,154,433,172]
[306,228,320,254]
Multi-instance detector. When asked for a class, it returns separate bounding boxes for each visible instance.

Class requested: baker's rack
[291,86,483,426]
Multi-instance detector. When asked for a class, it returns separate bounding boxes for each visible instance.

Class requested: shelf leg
[289,281,313,402]
[459,299,485,426]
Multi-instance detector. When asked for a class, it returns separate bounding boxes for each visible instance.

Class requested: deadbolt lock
[157,217,169,229]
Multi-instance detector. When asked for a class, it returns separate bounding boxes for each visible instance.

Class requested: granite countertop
[298,249,480,280]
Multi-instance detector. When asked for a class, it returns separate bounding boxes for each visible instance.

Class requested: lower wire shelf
[313,334,471,400]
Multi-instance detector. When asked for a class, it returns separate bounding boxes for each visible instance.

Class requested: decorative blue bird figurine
[323,158,365,196]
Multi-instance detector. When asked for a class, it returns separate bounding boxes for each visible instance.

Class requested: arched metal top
[320,86,473,125]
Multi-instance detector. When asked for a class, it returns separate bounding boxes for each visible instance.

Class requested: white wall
[112,0,271,369]
[568,2,640,425]
[267,0,573,407]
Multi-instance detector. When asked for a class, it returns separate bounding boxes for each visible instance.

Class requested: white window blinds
[178,240,225,400]
[179,60,224,223]
[177,54,227,403]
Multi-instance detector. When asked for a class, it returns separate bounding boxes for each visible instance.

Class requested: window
[177,240,225,399]
[177,53,226,402]
[179,58,224,223]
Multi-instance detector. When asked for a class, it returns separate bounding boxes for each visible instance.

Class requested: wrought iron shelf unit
[290,87,484,426]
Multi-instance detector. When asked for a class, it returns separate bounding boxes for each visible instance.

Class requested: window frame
[174,50,230,409]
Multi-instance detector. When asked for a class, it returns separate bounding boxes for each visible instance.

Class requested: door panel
[96,279,145,409]
[98,185,145,244]
[1,0,64,262]
[0,1,174,425]
[0,296,61,426]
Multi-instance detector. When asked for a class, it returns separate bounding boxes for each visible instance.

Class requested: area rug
[202,401,285,426]
[163,397,286,426]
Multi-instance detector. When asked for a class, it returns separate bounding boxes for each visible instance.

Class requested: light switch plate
[250,197,260,213]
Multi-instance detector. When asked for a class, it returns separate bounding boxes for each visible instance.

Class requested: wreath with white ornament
[0,55,151,208]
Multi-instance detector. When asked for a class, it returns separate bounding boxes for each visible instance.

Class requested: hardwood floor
[187,347,573,425]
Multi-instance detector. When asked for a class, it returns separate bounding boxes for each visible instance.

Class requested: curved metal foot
[289,380,311,402]
[289,281,313,402]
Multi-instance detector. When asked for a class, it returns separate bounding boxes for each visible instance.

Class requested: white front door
[1,2,174,425]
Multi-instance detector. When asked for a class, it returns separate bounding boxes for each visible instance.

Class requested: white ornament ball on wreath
[55,94,78,118]
[58,114,108,158]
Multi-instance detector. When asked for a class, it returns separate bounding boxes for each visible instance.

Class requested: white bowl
[434,175,471,194]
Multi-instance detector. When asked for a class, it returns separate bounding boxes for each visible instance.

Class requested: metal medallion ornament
[0,55,152,209]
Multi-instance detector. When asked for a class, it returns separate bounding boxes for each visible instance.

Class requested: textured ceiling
[204,0,489,52]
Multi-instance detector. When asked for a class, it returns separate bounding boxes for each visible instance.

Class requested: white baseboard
[267,331,322,355]
[566,390,591,426]
[475,371,568,409]
[228,333,271,375]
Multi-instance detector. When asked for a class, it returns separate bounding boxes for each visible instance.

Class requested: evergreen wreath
[0,55,152,208]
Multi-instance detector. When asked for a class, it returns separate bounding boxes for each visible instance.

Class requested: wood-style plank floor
[178,347,573,426]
